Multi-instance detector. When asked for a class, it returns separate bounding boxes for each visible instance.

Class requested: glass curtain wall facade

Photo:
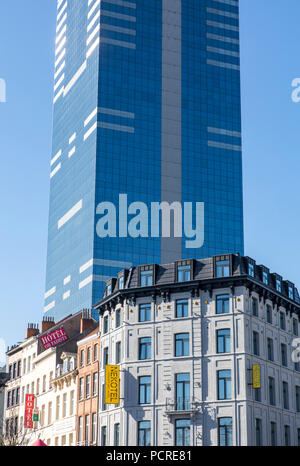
[45,0,244,320]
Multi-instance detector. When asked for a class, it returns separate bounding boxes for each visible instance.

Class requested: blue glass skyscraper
[44,0,244,320]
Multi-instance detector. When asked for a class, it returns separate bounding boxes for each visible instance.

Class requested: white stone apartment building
[95,254,300,446]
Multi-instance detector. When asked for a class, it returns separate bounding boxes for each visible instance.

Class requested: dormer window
[248,263,255,277]
[276,279,281,293]
[140,266,154,287]
[289,286,294,300]
[118,276,124,290]
[63,359,69,374]
[263,271,269,285]
[215,259,230,278]
[70,357,75,371]
[107,284,112,296]
[177,261,192,282]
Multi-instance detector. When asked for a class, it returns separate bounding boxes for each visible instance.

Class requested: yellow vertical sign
[253,364,261,389]
[105,365,120,404]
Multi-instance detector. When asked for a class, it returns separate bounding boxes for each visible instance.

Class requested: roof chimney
[26,323,39,339]
[80,309,94,334]
[41,317,56,333]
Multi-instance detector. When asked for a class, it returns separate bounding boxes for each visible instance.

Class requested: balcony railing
[165,397,199,415]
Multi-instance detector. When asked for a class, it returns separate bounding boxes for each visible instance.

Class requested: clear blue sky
[0,0,299,364]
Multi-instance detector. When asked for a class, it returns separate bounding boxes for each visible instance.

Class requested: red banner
[25,394,35,428]
[40,327,68,349]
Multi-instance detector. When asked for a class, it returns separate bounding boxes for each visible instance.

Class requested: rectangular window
[276,279,282,293]
[139,304,151,322]
[266,305,272,324]
[78,416,83,444]
[218,370,231,400]
[175,299,188,318]
[16,387,20,405]
[289,286,294,300]
[176,373,190,411]
[217,329,231,354]
[280,312,286,330]
[116,309,121,328]
[216,259,230,278]
[175,333,189,357]
[248,263,255,277]
[93,373,98,397]
[70,391,74,416]
[103,347,109,366]
[116,342,121,364]
[41,406,45,427]
[69,433,73,446]
[80,349,85,367]
[85,415,90,446]
[94,343,98,361]
[86,375,91,398]
[7,391,11,408]
[177,264,191,282]
[296,386,300,412]
[254,387,261,402]
[270,422,277,446]
[118,276,124,290]
[63,393,67,418]
[49,371,53,389]
[17,360,21,378]
[36,378,40,395]
[263,271,269,285]
[216,295,229,314]
[92,413,97,445]
[103,316,109,334]
[140,270,153,287]
[284,425,290,446]
[139,376,151,404]
[79,378,84,400]
[255,418,262,446]
[293,319,298,336]
[114,423,120,446]
[175,419,190,446]
[283,382,289,410]
[139,337,151,360]
[138,421,151,446]
[43,375,46,393]
[253,331,259,356]
[252,298,258,317]
[218,418,233,446]
[267,338,274,361]
[56,396,60,420]
[269,377,276,406]
[101,426,107,446]
[87,347,91,365]
[281,343,287,367]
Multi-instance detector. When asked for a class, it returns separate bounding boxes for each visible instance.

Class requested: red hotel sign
[25,394,34,428]
[40,327,68,350]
